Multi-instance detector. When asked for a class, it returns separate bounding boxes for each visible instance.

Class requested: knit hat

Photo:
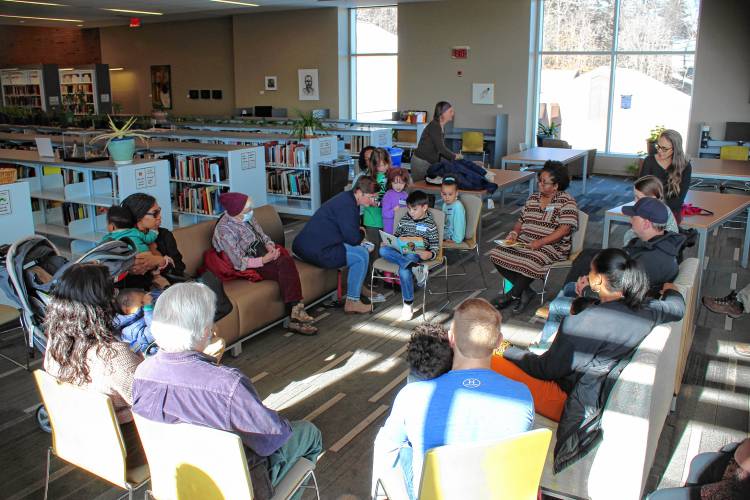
[219,192,248,216]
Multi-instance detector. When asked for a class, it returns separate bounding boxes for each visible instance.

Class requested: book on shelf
[61,202,91,225]
[349,135,371,154]
[267,169,311,197]
[170,154,227,183]
[263,141,307,168]
[174,185,227,215]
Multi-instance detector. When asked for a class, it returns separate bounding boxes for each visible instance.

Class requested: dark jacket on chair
[426,159,498,193]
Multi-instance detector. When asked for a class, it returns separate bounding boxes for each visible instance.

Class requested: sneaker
[400,303,414,321]
[735,344,750,358]
[412,263,429,288]
[535,304,550,320]
[702,291,743,319]
[368,292,387,303]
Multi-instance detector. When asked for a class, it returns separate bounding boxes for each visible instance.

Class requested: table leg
[501,159,507,170]
[528,177,534,196]
[602,214,611,248]
[697,228,708,272]
[743,207,750,268]
[582,154,588,194]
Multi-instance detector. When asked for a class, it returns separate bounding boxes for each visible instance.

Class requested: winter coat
[625,231,686,293]
[426,159,498,194]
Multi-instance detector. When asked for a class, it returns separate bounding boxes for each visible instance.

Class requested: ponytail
[433,101,452,121]
[592,248,649,308]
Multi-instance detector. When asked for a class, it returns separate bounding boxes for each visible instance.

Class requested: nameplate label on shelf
[135,166,157,189]
[319,137,335,157]
[0,190,11,215]
[101,94,110,103]
[49,96,60,106]
[375,130,388,146]
[241,150,258,170]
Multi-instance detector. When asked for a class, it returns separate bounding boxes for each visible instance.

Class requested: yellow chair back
[418,429,552,500]
[461,131,485,154]
[33,369,131,490]
[133,414,254,500]
[720,145,749,160]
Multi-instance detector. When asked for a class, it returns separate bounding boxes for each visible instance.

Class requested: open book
[380,231,426,255]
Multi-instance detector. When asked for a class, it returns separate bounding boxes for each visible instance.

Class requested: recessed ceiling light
[3,1,68,6]
[102,8,163,15]
[210,0,259,6]
[109,67,124,71]
[60,67,74,70]
[0,14,82,22]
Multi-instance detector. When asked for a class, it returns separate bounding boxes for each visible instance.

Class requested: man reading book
[379,190,440,321]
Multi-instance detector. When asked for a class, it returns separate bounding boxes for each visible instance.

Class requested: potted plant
[537,120,560,146]
[291,110,323,139]
[92,115,150,165]
[646,125,666,155]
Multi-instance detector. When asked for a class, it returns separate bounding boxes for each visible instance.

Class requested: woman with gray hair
[132,282,323,498]
[411,101,462,181]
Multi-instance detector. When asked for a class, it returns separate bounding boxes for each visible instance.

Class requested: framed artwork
[212,89,223,100]
[471,83,494,105]
[265,76,278,91]
[200,89,210,99]
[298,68,319,101]
[188,89,199,100]
[150,65,172,110]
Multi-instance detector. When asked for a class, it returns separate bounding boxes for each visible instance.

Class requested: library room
[1,0,750,499]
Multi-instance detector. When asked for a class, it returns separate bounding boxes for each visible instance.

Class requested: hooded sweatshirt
[625,231,686,292]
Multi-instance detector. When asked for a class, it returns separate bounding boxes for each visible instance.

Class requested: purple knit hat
[219,192,248,216]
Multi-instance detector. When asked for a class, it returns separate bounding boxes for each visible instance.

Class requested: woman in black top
[492,248,685,470]
[639,129,692,223]
[411,101,462,181]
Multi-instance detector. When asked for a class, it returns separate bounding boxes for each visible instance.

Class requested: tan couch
[172,205,338,350]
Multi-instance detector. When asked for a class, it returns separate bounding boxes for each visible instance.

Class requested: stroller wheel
[36,405,51,433]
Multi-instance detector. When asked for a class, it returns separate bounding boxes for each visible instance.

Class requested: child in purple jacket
[381,167,412,234]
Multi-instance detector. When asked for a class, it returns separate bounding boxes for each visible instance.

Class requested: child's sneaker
[412,263,429,288]
[400,302,414,321]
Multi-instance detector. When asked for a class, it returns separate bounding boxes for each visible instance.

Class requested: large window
[535,0,700,154]
[350,6,398,121]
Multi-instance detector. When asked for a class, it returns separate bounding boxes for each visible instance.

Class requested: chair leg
[476,246,489,290]
[44,447,52,500]
[540,269,551,305]
[311,470,321,500]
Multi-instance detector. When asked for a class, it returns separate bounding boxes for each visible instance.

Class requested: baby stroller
[0,236,136,432]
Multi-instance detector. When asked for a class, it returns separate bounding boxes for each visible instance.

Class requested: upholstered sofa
[172,205,338,352]
[507,257,700,499]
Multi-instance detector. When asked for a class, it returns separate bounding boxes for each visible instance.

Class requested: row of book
[2,84,41,96]
[169,154,227,183]
[267,169,311,197]
[174,185,227,215]
[41,167,84,185]
[61,202,90,225]
[264,141,307,168]
[348,136,372,154]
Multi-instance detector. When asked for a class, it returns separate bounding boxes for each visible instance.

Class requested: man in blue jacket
[293,176,378,314]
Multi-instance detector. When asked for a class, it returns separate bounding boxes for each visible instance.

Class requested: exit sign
[451,46,469,59]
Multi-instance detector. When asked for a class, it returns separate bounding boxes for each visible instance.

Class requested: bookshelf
[142,141,267,227]
[0,65,61,112]
[0,181,34,245]
[59,65,112,116]
[0,149,171,257]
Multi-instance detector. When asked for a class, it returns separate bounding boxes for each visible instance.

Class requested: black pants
[495,265,534,297]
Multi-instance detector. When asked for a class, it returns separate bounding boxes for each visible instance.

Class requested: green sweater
[102,228,158,253]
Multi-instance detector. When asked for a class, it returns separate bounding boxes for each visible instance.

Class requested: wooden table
[602,190,750,269]
[691,158,750,183]
[501,147,590,194]
[409,169,535,208]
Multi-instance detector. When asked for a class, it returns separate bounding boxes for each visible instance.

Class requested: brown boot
[735,344,750,358]
[702,291,743,319]
[291,303,315,323]
[344,299,372,314]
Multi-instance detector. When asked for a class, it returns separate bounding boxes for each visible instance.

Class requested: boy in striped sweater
[380,190,440,321]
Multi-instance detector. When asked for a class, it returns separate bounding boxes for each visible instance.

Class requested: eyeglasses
[655,144,672,152]
[537,178,556,186]
[145,208,161,217]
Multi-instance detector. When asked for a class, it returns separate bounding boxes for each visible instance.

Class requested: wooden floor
[0,175,748,499]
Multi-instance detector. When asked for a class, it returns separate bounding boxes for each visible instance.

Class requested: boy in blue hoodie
[113,288,160,355]
[439,177,466,244]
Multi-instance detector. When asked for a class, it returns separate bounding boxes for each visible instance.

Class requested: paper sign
[135,166,157,189]
[101,93,111,103]
[48,96,60,106]
[0,190,11,216]
[35,137,55,158]
[241,150,257,170]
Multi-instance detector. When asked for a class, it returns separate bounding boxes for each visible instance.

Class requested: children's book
[380,231,426,255]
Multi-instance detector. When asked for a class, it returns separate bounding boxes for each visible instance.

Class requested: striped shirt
[394,211,440,257]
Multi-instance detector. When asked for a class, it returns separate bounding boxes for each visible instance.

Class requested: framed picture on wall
[212,90,223,100]
[298,69,319,101]
[265,76,278,91]
[150,65,172,110]
[200,89,210,99]
[188,89,199,100]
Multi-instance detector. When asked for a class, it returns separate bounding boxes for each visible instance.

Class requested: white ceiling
[0,0,432,28]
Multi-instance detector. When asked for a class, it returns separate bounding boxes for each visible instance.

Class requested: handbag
[681,203,714,217]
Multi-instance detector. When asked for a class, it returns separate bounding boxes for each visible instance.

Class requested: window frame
[349,6,399,121]
[531,0,699,155]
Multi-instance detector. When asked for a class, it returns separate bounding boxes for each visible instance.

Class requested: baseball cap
[622,197,668,224]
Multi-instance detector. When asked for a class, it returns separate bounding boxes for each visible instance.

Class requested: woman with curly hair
[43,263,145,467]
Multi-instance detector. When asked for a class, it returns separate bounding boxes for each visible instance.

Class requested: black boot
[512,288,536,313]
[495,294,519,310]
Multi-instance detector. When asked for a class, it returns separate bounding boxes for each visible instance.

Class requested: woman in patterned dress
[490,161,579,313]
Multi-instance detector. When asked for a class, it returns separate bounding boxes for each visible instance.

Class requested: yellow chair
[33,370,149,500]
[461,131,487,165]
[431,193,488,294]
[375,429,552,500]
[371,207,449,319]
[720,145,749,160]
[133,414,320,500]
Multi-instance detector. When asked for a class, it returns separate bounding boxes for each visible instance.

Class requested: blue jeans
[539,282,577,347]
[344,243,370,301]
[268,420,323,499]
[379,246,421,302]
